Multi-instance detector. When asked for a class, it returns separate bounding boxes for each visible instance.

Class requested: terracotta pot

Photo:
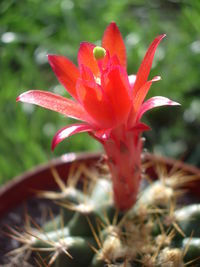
[0,152,199,219]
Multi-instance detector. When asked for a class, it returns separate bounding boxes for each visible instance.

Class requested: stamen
[93,46,106,60]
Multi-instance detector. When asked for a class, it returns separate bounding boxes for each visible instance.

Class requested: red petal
[76,79,115,128]
[80,65,95,84]
[102,22,126,68]
[17,90,91,123]
[78,42,100,77]
[133,34,166,98]
[133,76,161,113]
[101,66,132,126]
[48,55,79,99]
[52,123,93,150]
[137,96,180,121]
[94,128,112,140]
[129,122,151,132]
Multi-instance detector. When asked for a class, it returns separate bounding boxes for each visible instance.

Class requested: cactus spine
[10,161,200,266]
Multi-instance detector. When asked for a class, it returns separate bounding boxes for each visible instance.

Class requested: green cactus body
[182,238,200,263]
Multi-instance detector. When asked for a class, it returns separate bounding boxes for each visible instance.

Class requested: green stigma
[93,46,106,60]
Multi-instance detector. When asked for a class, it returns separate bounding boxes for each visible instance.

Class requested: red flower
[17,22,179,149]
[17,23,180,210]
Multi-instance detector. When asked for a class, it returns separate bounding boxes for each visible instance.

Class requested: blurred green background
[1,0,200,184]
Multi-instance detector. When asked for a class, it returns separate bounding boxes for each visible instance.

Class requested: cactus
[10,162,200,266]
[15,22,200,266]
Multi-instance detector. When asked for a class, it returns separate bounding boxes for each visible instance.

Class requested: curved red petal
[102,22,126,68]
[78,42,100,77]
[48,55,79,100]
[133,76,161,113]
[52,123,94,150]
[101,66,132,126]
[137,96,180,121]
[133,34,166,98]
[17,90,90,123]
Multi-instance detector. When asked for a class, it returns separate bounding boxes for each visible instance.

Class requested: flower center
[93,46,106,60]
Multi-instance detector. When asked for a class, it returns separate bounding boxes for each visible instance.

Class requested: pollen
[93,46,106,60]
